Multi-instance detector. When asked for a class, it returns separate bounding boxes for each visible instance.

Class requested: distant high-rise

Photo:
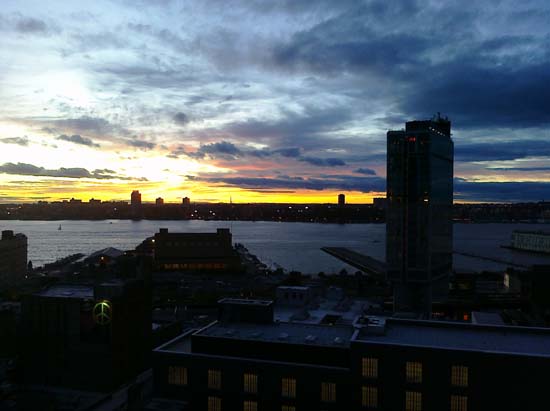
[156,197,164,206]
[131,190,142,206]
[182,196,190,205]
[0,230,27,289]
[338,193,346,206]
[386,114,454,316]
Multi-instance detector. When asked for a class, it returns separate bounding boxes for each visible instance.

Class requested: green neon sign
[93,300,112,325]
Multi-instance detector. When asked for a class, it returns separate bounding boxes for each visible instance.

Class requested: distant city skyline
[1,0,549,203]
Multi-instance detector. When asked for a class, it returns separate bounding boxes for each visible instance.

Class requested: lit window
[208,396,221,411]
[362,358,378,378]
[244,373,258,394]
[451,366,468,387]
[281,406,295,411]
[282,377,296,398]
[244,400,258,411]
[405,391,422,411]
[362,386,378,408]
[168,366,187,386]
[321,382,336,402]
[406,362,422,384]
[208,369,222,390]
[450,395,467,411]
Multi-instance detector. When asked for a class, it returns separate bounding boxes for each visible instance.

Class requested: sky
[1,0,549,204]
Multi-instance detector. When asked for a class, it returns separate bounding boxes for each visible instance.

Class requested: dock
[321,247,386,279]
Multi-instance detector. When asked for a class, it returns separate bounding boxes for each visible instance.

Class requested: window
[450,395,467,411]
[244,400,258,411]
[244,373,258,394]
[281,406,295,411]
[282,377,296,398]
[208,369,222,390]
[362,386,378,408]
[321,382,336,402]
[405,391,422,411]
[451,366,468,387]
[208,396,221,411]
[168,366,187,386]
[406,362,422,384]
[362,358,378,378]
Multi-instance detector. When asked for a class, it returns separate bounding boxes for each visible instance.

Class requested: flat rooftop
[356,319,550,357]
[34,284,94,299]
[195,321,354,348]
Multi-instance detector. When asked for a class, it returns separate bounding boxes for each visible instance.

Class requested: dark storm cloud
[263,2,550,130]
[15,17,48,33]
[455,139,550,161]
[174,112,190,126]
[404,62,550,129]
[196,174,386,192]
[0,137,29,146]
[455,180,550,202]
[274,147,301,158]
[57,134,100,148]
[127,139,156,150]
[488,166,550,172]
[299,157,346,167]
[355,168,377,175]
[47,116,114,135]
[0,162,147,181]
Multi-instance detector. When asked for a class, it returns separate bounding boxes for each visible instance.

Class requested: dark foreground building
[386,115,454,316]
[0,229,27,290]
[153,228,241,272]
[153,299,550,411]
[19,279,151,392]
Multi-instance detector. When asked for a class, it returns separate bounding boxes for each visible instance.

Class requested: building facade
[0,229,27,290]
[19,279,151,392]
[338,194,346,206]
[386,115,454,315]
[153,228,241,272]
[152,299,550,411]
[131,190,142,206]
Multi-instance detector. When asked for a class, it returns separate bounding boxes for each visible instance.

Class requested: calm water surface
[1,220,549,274]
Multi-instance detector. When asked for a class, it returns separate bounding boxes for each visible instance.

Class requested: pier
[321,247,386,279]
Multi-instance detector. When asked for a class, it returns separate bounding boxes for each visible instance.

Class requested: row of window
[170,366,467,410]
[169,367,334,401]
[361,358,468,387]
[207,391,466,411]
[361,386,467,411]
[162,262,227,270]
[163,241,222,247]
[208,398,297,411]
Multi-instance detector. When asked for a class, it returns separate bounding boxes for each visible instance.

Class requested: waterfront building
[131,190,142,207]
[19,279,151,392]
[386,115,454,316]
[153,298,550,411]
[0,230,27,290]
[338,194,346,206]
[182,197,191,205]
[152,228,241,272]
[510,230,550,254]
[156,197,165,206]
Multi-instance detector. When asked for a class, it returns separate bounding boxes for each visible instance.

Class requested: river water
[1,220,549,274]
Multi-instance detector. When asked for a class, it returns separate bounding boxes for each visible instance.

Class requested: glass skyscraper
[386,115,454,316]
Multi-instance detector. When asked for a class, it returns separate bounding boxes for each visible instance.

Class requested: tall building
[386,115,454,316]
[131,190,142,206]
[19,278,151,392]
[152,298,550,411]
[338,193,346,206]
[182,196,191,205]
[156,197,165,206]
[0,230,27,290]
